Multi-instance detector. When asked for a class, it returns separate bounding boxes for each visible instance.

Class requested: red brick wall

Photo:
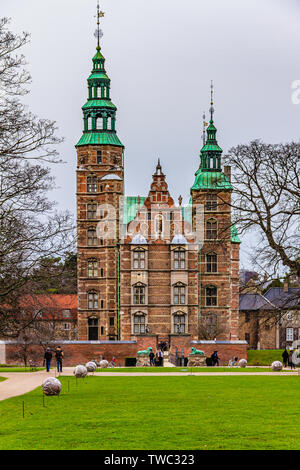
[191,342,247,365]
[4,342,137,367]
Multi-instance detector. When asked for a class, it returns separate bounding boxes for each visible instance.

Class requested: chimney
[224,166,231,182]
[283,281,289,293]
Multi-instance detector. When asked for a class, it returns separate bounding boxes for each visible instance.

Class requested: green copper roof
[191,170,233,190]
[88,72,110,81]
[76,132,123,147]
[82,99,116,110]
[231,224,241,243]
[122,196,146,225]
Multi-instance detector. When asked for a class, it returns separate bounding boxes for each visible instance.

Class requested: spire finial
[209,80,215,122]
[94,1,105,50]
[202,111,207,146]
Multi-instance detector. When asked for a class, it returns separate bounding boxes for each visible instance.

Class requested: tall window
[97,150,102,164]
[88,291,98,309]
[87,203,97,219]
[206,194,217,212]
[97,86,102,98]
[133,284,146,305]
[87,176,97,193]
[286,328,294,342]
[96,116,103,130]
[87,228,97,246]
[133,249,145,269]
[205,286,218,306]
[174,314,186,334]
[87,116,92,130]
[88,318,98,340]
[204,313,218,338]
[174,284,186,305]
[107,117,112,130]
[174,248,186,269]
[87,259,98,278]
[206,253,217,273]
[206,219,217,240]
[133,314,146,334]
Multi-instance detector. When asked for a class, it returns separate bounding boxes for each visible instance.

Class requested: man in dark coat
[44,348,52,372]
[282,348,289,368]
[55,346,64,373]
[211,351,220,367]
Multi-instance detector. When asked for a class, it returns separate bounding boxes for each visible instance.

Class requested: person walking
[289,349,296,370]
[282,348,289,368]
[110,357,116,368]
[55,346,64,373]
[158,350,163,367]
[44,348,52,372]
[149,349,155,366]
[211,351,220,367]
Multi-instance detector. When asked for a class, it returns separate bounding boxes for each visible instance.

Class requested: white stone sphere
[99,360,109,368]
[272,361,283,371]
[42,377,62,396]
[73,365,88,378]
[238,359,247,368]
[86,361,97,372]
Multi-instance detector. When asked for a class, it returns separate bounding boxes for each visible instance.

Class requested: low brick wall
[191,341,248,365]
[0,339,248,368]
[2,341,137,367]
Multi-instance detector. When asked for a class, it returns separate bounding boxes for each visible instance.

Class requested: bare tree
[223,140,300,280]
[0,18,75,337]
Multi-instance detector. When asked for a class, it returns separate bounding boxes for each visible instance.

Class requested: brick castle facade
[75,23,242,354]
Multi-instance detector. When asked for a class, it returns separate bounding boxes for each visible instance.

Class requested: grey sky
[2,0,300,267]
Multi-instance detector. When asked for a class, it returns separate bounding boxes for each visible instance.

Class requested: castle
[76,10,242,352]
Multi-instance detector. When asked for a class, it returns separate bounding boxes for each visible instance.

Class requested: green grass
[0,367,44,373]
[95,366,286,373]
[1,375,300,450]
[247,350,285,366]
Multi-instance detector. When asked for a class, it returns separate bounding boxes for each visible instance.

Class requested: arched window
[88,291,98,309]
[87,116,92,130]
[87,203,97,219]
[96,116,103,130]
[206,194,217,212]
[206,253,217,273]
[87,228,97,246]
[87,176,97,193]
[133,249,146,270]
[173,283,186,305]
[133,283,146,305]
[205,286,218,306]
[107,116,112,130]
[133,313,146,334]
[97,87,102,98]
[173,313,186,334]
[88,318,98,340]
[206,219,217,240]
[87,259,98,278]
[174,248,186,269]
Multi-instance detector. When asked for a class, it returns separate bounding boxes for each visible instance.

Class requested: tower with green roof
[76,4,124,341]
[191,83,241,341]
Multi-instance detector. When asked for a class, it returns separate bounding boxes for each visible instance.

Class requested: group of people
[149,349,164,367]
[282,348,298,369]
[43,346,64,373]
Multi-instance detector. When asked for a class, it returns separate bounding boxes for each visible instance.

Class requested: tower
[76,5,124,341]
[191,83,241,340]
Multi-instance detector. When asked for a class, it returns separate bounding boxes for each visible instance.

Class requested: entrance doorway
[88,318,99,340]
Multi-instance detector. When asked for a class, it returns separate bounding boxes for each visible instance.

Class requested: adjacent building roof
[239,293,275,311]
[264,287,300,309]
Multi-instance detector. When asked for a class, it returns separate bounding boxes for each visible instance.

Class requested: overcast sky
[2,0,300,267]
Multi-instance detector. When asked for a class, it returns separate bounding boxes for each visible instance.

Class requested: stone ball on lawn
[272,361,283,371]
[73,365,88,378]
[238,359,247,368]
[100,360,109,368]
[42,377,62,396]
[86,361,97,372]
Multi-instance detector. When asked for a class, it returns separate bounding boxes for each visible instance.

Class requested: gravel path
[0,368,299,401]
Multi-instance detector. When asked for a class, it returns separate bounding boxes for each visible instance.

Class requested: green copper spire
[76,4,123,147]
[191,83,232,191]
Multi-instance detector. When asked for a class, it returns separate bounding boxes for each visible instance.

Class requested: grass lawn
[247,350,284,366]
[95,366,287,373]
[1,375,300,450]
